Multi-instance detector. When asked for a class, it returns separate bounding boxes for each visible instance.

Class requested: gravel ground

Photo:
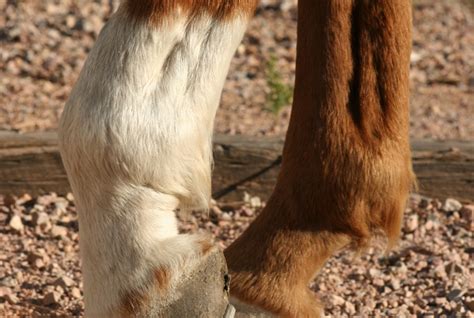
[0,193,472,317]
[0,0,473,138]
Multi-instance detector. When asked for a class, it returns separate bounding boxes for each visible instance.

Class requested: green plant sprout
[265,55,293,115]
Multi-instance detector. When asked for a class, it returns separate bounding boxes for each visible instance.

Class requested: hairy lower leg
[225,193,351,317]
[226,1,413,315]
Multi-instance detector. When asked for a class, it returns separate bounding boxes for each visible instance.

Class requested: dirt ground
[0,193,473,317]
[0,0,473,317]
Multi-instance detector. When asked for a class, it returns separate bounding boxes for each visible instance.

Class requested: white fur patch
[59,5,248,316]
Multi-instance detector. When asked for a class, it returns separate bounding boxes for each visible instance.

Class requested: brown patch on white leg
[117,267,171,316]
[116,232,219,315]
[197,234,214,255]
[125,0,259,26]
[154,266,171,294]
[119,289,150,317]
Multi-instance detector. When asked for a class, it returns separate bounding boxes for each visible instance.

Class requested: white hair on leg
[59,3,249,315]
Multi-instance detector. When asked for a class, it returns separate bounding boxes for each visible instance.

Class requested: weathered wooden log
[0,130,473,202]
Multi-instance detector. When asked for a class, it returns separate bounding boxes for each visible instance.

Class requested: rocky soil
[0,0,473,138]
[0,193,472,317]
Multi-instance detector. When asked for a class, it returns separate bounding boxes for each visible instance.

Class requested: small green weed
[265,55,293,115]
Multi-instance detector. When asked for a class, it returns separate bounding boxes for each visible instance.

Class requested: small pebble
[43,291,61,306]
[404,214,419,232]
[442,198,462,212]
[9,215,24,232]
[51,225,68,238]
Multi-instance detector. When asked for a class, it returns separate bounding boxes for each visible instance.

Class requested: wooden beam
[0,131,473,202]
